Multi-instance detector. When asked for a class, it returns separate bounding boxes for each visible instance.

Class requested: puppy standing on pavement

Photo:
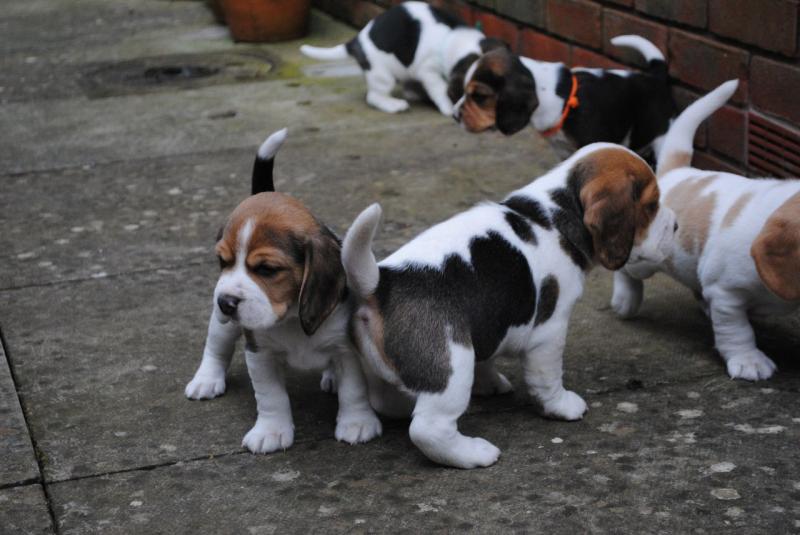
[341,143,676,468]
[612,80,800,381]
[185,129,381,453]
[300,1,504,115]
[454,35,675,161]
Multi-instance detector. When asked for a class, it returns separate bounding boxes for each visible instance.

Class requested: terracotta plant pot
[222,0,311,43]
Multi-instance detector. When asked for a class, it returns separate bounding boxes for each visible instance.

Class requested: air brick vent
[748,112,800,178]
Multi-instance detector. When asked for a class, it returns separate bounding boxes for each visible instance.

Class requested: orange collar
[541,74,579,137]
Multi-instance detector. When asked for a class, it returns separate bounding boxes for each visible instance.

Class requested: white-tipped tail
[300,44,349,61]
[257,128,288,160]
[656,79,739,177]
[610,35,665,63]
[342,203,382,298]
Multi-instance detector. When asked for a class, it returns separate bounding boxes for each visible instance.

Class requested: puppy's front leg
[706,289,777,381]
[241,347,294,454]
[332,351,382,444]
[417,69,453,116]
[611,270,644,319]
[185,310,240,400]
[523,322,587,421]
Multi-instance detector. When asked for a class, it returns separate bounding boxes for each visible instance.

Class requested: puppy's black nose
[217,295,241,316]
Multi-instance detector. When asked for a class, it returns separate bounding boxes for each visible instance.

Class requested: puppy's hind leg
[319,363,337,393]
[417,69,453,116]
[185,310,240,400]
[409,342,500,469]
[472,359,514,397]
[705,288,776,381]
[365,68,409,113]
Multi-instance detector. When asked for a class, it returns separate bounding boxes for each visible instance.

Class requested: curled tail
[610,35,666,77]
[656,80,738,178]
[342,203,382,298]
[299,43,349,61]
[251,128,287,194]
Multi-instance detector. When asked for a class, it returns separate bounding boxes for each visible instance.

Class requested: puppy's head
[213,193,346,335]
[571,145,675,271]
[453,47,538,135]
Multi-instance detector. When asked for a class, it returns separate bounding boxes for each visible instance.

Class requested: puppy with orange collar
[185,129,381,453]
[453,35,675,161]
[612,80,800,381]
[341,143,676,468]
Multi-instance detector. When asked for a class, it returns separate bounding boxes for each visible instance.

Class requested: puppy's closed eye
[252,263,285,278]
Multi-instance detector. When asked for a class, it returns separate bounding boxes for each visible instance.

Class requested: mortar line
[0,326,59,534]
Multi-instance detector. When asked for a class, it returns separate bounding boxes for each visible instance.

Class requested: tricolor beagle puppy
[341,143,675,468]
[454,35,675,161]
[612,80,800,381]
[300,1,504,115]
[185,129,381,453]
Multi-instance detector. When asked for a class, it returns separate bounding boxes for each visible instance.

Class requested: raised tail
[342,203,382,298]
[656,80,738,178]
[299,43,349,61]
[610,35,666,76]
[251,128,287,194]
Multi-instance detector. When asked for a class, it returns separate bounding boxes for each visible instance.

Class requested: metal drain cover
[81,50,275,98]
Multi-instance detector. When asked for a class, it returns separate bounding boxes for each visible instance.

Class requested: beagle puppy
[453,35,675,161]
[341,143,675,468]
[612,80,800,381]
[185,129,381,453]
[300,1,504,115]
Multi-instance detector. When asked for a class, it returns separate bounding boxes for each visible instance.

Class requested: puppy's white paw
[381,99,409,113]
[335,411,382,444]
[726,351,777,381]
[241,419,294,454]
[611,289,641,319]
[185,375,226,400]
[454,437,501,469]
[320,368,338,394]
[436,102,453,116]
[542,390,588,421]
[472,370,514,397]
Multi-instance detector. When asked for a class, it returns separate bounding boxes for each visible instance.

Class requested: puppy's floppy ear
[751,194,800,301]
[495,51,538,135]
[298,228,347,335]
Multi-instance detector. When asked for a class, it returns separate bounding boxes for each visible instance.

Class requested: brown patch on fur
[353,296,397,373]
[751,191,800,301]
[573,147,660,269]
[461,79,500,132]
[721,191,755,229]
[664,175,718,255]
[657,151,692,178]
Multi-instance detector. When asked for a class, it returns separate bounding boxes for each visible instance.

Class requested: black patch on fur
[251,156,274,194]
[447,52,479,103]
[502,196,552,230]
[534,275,559,326]
[368,5,421,68]
[504,211,535,244]
[430,5,464,28]
[346,37,371,71]
[243,329,258,352]
[549,182,593,270]
[375,232,536,393]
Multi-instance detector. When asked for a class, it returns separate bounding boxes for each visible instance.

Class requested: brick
[471,0,496,9]
[547,0,603,49]
[606,0,634,6]
[571,45,627,69]
[708,104,747,164]
[748,112,800,178]
[668,29,748,104]
[692,151,745,175]
[751,56,800,125]
[475,11,521,50]
[709,0,798,57]
[495,0,547,28]
[635,0,707,29]
[672,86,706,148]
[603,9,668,67]
[519,28,571,63]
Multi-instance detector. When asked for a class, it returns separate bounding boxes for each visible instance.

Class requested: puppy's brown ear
[495,51,538,135]
[751,194,800,301]
[298,229,347,335]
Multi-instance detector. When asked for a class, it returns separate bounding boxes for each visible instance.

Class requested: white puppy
[612,80,800,380]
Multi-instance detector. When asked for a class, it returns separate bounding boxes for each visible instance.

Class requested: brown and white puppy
[453,35,675,162]
[341,142,675,468]
[613,80,800,381]
[185,129,381,453]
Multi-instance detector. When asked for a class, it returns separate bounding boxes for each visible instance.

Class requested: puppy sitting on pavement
[341,142,675,468]
[612,80,800,381]
[185,129,381,453]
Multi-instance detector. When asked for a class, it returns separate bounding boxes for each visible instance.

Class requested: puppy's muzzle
[217,294,241,317]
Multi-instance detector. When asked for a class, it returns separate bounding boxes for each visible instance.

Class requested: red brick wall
[313,0,800,177]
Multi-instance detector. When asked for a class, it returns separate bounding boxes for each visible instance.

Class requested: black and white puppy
[341,143,676,468]
[454,35,675,161]
[300,1,504,115]
[185,129,381,454]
